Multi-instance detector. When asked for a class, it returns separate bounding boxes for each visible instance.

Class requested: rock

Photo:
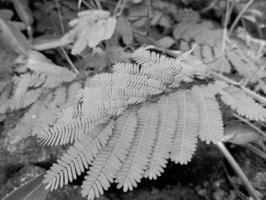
[0,165,45,199]
[46,185,84,200]
[1,136,59,166]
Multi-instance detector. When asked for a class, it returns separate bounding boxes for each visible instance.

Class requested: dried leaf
[223,124,263,145]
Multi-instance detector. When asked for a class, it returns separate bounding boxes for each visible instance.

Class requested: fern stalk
[216,141,260,200]
[228,0,254,35]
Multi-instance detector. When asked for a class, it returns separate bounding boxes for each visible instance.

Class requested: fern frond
[131,48,188,84]
[112,63,174,85]
[81,110,137,200]
[90,73,165,95]
[43,120,115,191]
[191,84,224,144]
[144,94,179,179]
[60,84,151,124]
[170,90,199,164]
[38,112,110,146]
[131,47,208,82]
[132,47,177,68]
[219,85,266,121]
[62,10,117,54]
[115,104,159,192]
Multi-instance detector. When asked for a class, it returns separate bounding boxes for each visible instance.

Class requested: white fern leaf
[81,110,137,200]
[131,47,208,83]
[115,104,159,192]
[191,85,224,144]
[145,94,179,179]
[38,112,110,146]
[90,73,165,95]
[44,120,115,191]
[170,90,199,164]
[219,85,266,121]
[112,62,180,87]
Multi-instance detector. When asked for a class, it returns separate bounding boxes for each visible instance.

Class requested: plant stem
[94,0,102,9]
[54,0,65,34]
[229,0,254,35]
[113,0,128,17]
[216,141,260,200]
[60,47,79,74]
[221,0,230,53]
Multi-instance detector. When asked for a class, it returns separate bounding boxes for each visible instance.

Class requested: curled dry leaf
[223,123,263,145]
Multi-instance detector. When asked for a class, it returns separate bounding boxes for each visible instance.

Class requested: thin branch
[113,0,128,17]
[60,47,79,74]
[209,71,240,85]
[54,0,65,34]
[221,0,230,53]
[243,144,266,159]
[240,86,266,105]
[94,0,102,9]
[79,0,94,9]
[216,141,261,200]
[229,0,254,35]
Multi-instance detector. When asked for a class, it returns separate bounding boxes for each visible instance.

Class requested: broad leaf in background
[11,0,33,27]
[116,16,133,45]
[3,173,48,200]
[0,16,30,56]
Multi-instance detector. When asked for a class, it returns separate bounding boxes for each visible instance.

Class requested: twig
[240,86,266,105]
[209,71,240,85]
[243,144,266,159]
[229,0,254,35]
[222,162,248,200]
[60,47,79,74]
[216,141,260,200]
[113,0,128,17]
[221,0,230,53]
[79,0,94,9]
[54,0,65,34]
[94,0,102,9]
